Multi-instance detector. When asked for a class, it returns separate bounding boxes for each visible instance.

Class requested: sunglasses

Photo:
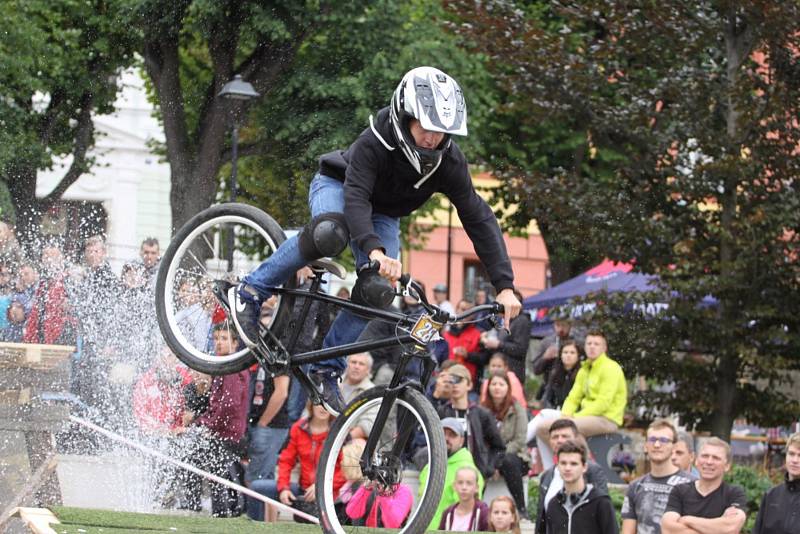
[647,436,674,445]
[448,375,466,385]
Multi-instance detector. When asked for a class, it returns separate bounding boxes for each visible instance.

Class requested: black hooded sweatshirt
[318,107,514,292]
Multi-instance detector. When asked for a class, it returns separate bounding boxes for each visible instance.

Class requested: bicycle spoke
[201,231,216,257]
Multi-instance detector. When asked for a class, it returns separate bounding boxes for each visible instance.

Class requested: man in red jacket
[443,299,483,385]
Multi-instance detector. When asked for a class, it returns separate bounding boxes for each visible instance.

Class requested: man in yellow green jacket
[534,330,627,463]
[419,417,485,531]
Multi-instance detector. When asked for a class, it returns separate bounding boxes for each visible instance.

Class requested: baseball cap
[441,417,465,436]
[433,283,448,293]
[447,364,471,382]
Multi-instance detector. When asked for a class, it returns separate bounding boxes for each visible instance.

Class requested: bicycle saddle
[309,258,347,279]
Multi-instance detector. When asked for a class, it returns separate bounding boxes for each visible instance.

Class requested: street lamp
[218,74,259,271]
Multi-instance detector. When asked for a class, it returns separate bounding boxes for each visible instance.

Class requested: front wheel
[154,203,295,375]
[315,387,446,534]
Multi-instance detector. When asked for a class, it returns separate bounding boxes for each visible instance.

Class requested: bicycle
[154,202,504,533]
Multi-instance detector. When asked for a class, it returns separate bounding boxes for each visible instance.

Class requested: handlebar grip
[399,273,411,287]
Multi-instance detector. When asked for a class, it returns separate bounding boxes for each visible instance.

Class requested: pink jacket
[346,483,413,528]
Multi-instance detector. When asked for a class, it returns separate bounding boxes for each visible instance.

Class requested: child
[438,466,489,531]
[488,496,522,534]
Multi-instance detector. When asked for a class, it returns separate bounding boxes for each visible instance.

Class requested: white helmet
[390,67,467,178]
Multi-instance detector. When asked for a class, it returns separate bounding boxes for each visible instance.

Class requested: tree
[0,0,136,246]
[131,0,497,236]
[450,0,800,439]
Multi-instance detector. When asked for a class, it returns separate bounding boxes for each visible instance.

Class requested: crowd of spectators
[6,223,798,533]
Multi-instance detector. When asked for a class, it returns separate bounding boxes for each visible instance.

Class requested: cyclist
[229,66,522,415]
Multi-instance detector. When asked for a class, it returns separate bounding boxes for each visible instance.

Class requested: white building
[35,68,172,272]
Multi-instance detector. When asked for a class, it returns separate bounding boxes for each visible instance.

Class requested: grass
[51,507,319,533]
[50,507,452,533]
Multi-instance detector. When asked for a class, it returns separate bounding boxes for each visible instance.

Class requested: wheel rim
[319,396,438,533]
[162,214,282,364]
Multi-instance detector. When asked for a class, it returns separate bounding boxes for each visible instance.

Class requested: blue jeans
[243,174,400,373]
[245,425,289,484]
[246,480,302,521]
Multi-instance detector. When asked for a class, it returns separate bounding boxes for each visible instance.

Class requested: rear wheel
[316,387,446,534]
[154,203,294,374]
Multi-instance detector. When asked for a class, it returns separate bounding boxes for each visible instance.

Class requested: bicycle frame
[255,272,500,486]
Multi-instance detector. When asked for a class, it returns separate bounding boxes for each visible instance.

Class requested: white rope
[67,415,319,524]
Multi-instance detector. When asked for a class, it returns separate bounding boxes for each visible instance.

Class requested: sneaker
[228,284,261,347]
[310,370,345,416]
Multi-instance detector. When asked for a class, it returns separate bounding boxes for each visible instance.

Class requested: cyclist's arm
[343,138,383,255]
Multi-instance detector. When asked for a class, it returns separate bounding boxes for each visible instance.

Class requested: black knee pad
[351,264,395,310]
[298,212,349,260]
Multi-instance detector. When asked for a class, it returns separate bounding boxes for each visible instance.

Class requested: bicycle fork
[360,348,437,486]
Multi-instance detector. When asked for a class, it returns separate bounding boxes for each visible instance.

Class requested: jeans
[243,174,401,373]
[245,425,289,484]
[287,371,308,422]
[246,480,302,521]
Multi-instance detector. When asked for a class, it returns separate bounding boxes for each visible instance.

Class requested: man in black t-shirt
[245,365,290,486]
[661,437,747,534]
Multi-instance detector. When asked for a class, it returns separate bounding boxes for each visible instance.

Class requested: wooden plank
[0,454,57,529]
[10,507,60,534]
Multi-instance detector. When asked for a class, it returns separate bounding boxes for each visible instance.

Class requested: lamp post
[218,74,259,271]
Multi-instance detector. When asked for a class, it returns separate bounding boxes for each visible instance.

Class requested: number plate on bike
[410,314,443,344]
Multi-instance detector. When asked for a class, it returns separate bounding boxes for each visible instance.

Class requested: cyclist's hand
[368,249,402,283]
[495,288,521,330]
[279,489,295,505]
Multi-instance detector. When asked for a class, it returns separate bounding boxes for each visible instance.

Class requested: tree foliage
[0,0,136,244]
[449,0,800,438]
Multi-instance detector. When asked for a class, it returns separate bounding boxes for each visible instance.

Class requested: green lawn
[51,506,450,533]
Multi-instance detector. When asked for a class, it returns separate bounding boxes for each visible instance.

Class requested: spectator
[487,495,522,534]
[248,402,344,522]
[132,346,192,434]
[74,236,120,405]
[438,465,489,531]
[139,237,160,283]
[179,324,250,516]
[437,364,506,482]
[0,262,14,329]
[533,330,627,469]
[13,262,38,314]
[420,417,485,530]
[24,242,77,345]
[481,371,530,516]
[672,431,700,478]
[346,481,413,529]
[532,319,583,400]
[0,220,19,264]
[479,352,527,409]
[443,300,483,385]
[622,419,697,534]
[661,437,747,534]
[432,283,455,316]
[473,287,494,332]
[753,431,800,534]
[336,286,350,300]
[428,360,456,412]
[245,360,290,488]
[339,352,376,440]
[541,339,583,410]
[173,279,216,353]
[337,440,366,511]
[544,439,618,534]
[283,268,332,422]
[479,290,530,384]
[534,418,609,534]
[1,297,26,342]
[115,262,160,371]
